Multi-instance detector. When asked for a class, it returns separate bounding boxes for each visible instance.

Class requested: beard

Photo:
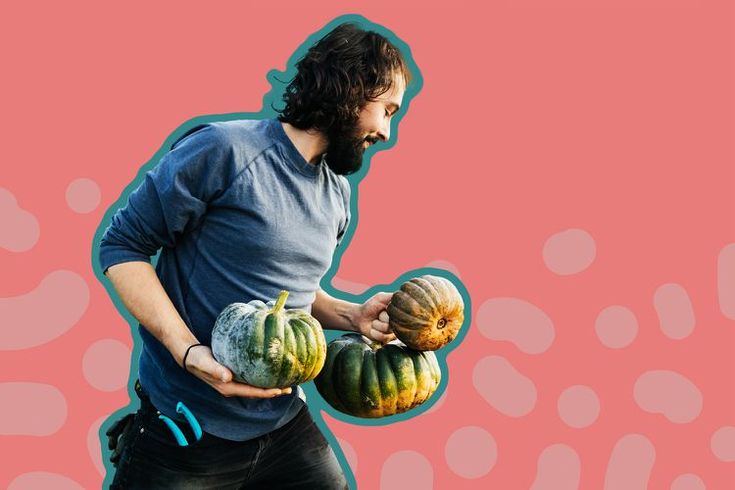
[323,120,377,176]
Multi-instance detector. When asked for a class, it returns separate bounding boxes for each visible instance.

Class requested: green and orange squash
[387,275,465,351]
[314,333,441,418]
[211,290,327,388]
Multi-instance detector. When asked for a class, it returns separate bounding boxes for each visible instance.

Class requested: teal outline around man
[98,20,415,489]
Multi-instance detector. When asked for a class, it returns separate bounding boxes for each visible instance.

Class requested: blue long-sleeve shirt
[99,118,351,441]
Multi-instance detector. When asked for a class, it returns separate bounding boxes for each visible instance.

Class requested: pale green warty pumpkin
[211,290,326,388]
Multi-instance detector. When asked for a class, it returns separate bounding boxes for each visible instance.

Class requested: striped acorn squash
[211,290,326,388]
[314,333,441,418]
[387,275,464,351]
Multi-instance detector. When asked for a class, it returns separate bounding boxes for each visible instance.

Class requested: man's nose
[378,122,390,142]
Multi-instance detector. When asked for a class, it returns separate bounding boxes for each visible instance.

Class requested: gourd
[387,275,465,351]
[211,290,326,388]
[314,333,441,418]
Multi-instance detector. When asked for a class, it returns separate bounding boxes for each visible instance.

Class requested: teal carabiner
[176,402,203,441]
[158,402,202,447]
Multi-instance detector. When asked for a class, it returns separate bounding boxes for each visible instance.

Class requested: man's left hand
[354,292,396,343]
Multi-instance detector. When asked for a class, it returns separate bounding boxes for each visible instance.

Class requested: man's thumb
[219,365,232,383]
[205,355,232,383]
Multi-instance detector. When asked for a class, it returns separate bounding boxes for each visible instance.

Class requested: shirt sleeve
[98,123,234,274]
[335,176,351,248]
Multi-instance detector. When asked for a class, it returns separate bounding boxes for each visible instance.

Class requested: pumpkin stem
[272,290,289,314]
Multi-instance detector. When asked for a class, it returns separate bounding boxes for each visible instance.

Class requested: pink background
[2,1,734,489]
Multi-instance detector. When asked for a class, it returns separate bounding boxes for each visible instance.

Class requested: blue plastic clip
[158,402,202,447]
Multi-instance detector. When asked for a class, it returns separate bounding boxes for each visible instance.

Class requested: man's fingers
[219,384,292,399]
[370,327,396,344]
[378,310,390,323]
[371,319,391,333]
[211,373,293,399]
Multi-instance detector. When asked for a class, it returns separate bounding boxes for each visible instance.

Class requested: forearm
[311,289,360,332]
[104,261,198,367]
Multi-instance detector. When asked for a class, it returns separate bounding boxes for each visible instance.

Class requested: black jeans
[109,381,348,489]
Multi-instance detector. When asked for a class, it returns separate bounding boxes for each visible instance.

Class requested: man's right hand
[105,262,292,400]
[184,345,293,399]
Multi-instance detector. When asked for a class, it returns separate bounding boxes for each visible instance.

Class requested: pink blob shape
[82,339,131,392]
[65,177,101,214]
[331,276,369,295]
[380,450,433,490]
[718,244,735,320]
[0,383,67,436]
[425,387,448,414]
[671,473,706,490]
[336,437,358,474]
[8,472,84,490]
[543,228,596,275]
[654,283,695,339]
[604,434,656,490]
[595,305,638,349]
[530,444,581,490]
[557,385,600,428]
[445,426,497,479]
[425,259,461,278]
[634,370,702,423]
[477,297,555,354]
[710,426,735,462]
[87,416,107,476]
[473,356,537,417]
[0,187,40,252]
[0,270,89,350]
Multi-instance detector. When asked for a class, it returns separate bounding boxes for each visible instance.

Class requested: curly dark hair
[277,23,412,132]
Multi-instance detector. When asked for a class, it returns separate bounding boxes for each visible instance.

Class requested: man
[99,22,411,489]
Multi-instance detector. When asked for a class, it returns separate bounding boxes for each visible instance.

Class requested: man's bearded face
[324,74,405,176]
[324,119,377,175]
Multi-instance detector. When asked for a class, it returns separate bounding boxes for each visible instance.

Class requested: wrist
[164,330,200,367]
[330,298,362,332]
[347,302,362,333]
[182,343,205,371]
[312,289,362,332]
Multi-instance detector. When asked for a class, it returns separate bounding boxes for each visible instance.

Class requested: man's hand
[184,345,292,399]
[354,292,396,343]
[104,263,292,399]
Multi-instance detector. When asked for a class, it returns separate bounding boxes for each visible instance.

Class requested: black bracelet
[182,343,204,372]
